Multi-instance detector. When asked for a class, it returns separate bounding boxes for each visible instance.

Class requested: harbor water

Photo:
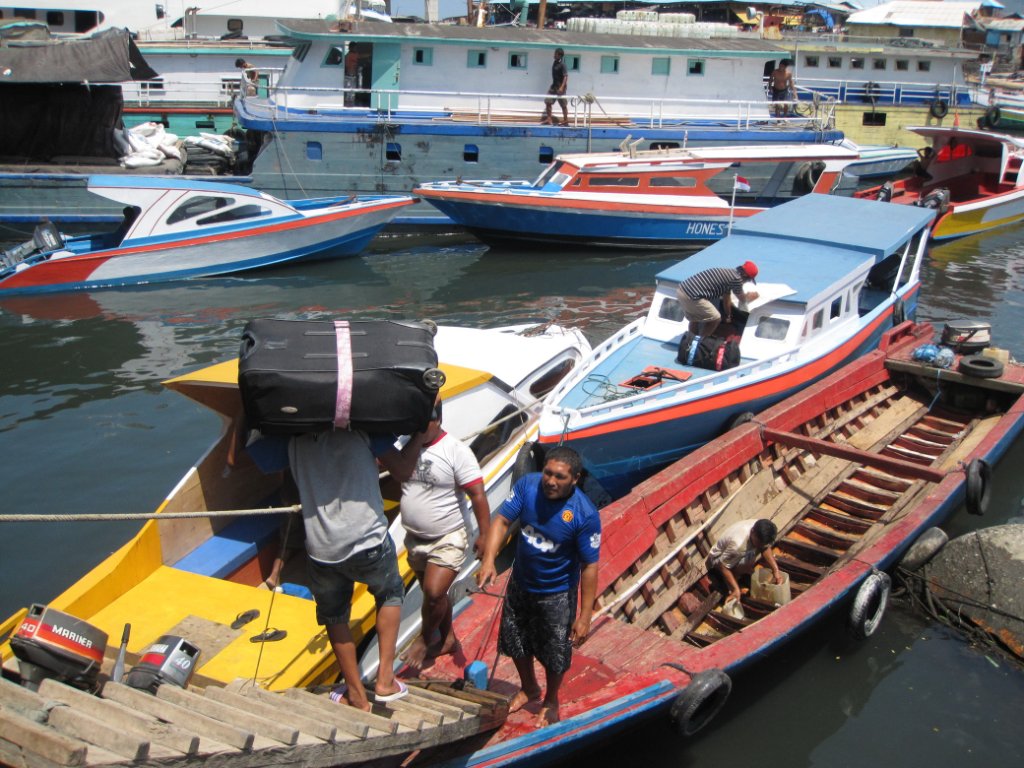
[1,226,1023,767]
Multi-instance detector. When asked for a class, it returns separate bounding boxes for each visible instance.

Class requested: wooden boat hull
[423,321,1024,766]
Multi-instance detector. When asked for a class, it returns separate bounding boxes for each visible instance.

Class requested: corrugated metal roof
[847,1,981,28]
[985,18,1024,30]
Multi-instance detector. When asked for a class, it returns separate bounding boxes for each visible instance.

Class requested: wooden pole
[538,0,547,28]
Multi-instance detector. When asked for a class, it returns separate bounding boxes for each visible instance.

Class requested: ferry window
[509,52,528,69]
[872,59,887,70]
[413,48,433,66]
[896,60,909,71]
[755,317,790,341]
[46,11,63,25]
[468,50,487,68]
[141,79,165,94]
[530,359,577,398]
[294,43,311,62]
[804,56,819,68]
[588,177,640,187]
[198,204,269,226]
[463,144,479,162]
[650,142,681,150]
[386,143,401,161]
[812,309,824,331]
[918,61,931,72]
[167,196,232,225]
[658,297,685,322]
[325,47,343,66]
[14,9,34,19]
[306,142,323,161]
[532,162,564,187]
[827,57,841,68]
[650,177,697,188]
[687,59,705,76]
[830,297,842,320]
[851,58,864,70]
[539,146,554,163]
[566,54,581,72]
[227,19,243,33]
[468,405,528,463]
[652,57,671,76]
[601,56,619,74]
[898,28,914,38]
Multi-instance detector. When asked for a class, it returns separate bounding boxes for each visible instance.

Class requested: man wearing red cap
[676,261,759,337]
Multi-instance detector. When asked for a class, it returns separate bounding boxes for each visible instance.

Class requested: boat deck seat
[172,515,281,579]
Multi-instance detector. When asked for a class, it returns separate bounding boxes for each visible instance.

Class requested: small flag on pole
[734,175,751,192]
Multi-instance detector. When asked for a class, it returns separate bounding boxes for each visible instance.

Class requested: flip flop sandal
[329,684,348,703]
[250,628,287,643]
[373,680,409,703]
[231,609,260,629]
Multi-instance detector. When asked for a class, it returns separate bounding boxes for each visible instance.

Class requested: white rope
[0,505,301,523]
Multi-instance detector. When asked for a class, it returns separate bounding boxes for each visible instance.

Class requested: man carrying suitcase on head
[676,261,760,338]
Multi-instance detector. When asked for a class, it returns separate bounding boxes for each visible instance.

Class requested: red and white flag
[734,175,751,192]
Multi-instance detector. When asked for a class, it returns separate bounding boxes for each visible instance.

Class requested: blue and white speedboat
[0,176,414,295]
[535,194,936,497]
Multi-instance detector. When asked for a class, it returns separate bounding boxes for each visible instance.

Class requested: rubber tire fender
[929,98,949,119]
[958,355,1003,379]
[511,440,545,484]
[899,527,948,571]
[848,570,891,640]
[723,411,755,434]
[669,669,732,737]
[966,458,991,516]
[892,297,906,326]
[986,105,1002,129]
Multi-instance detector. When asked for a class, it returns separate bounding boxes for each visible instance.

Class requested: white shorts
[405,528,470,574]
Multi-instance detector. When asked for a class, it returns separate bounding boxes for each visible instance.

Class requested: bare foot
[508,687,542,713]
[535,702,559,727]
[400,635,429,669]
[425,634,461,661]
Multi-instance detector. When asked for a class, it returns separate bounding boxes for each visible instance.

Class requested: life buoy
[512,441,545,483]
[977,116,989,130]
[669,669,732,737]
[892,298,906,326]
[958,355,1003,379]
[848,570,890,639]
[723,411,755,434]
[929,99,949,119]
[985,106,1002,129]
[966,458,991,516]
[898,527,948,571]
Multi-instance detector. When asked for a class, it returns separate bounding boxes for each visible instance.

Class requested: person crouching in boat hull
[706,518,784,606]
[476,446,601,727]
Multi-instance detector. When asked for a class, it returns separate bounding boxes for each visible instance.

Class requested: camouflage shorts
[497,578,577,675]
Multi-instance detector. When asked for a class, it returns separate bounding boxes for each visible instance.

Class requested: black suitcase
[676,332,740,371]
[238,318,445,436]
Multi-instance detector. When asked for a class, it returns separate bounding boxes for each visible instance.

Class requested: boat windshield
[531,162,571,189]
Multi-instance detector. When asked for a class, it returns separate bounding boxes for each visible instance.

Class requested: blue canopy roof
[656,194,934,304]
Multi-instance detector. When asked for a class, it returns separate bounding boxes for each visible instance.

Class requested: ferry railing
[791,77,971,107]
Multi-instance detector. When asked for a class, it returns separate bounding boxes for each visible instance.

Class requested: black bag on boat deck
[238,318,444,436]
[676,332,740,371]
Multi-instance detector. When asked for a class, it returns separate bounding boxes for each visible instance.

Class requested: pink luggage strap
[333,320,354,427]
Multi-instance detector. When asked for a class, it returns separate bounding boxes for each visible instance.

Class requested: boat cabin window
[197,204,270,226]
[830,297,842,320]
[652,57,671,76]
[509,52,527,69]
[804,56,819,68]
[325,47,344,66]
[413,48,433,66]
[227,19,243,34]
[872,59,887,71]
[530,358,577,398]
[650,177,697,188]
[601,56,619,74]
[468,50,487,68]
[532,163,566,187]
[468,405,528,463]
[811,308,824,331]
[828,57,841,68]
[566,55,581,72]
[935,142,973,163]
[688,59,705,76]
[657,296,685,322]
[896,60,909,71]
[464,144,479,162]
[587,176,640,187]
[386,143,401,161]
[851,58,864,70]
[293,43,311,62]
[167,196,232,225]
[539,146,555,163]
[754,316,790,341]
[918,61,931,72]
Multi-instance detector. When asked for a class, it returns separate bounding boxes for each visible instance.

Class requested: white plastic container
[751,566,791,605]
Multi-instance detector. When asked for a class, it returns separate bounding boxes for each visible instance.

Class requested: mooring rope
[0,505,301,523]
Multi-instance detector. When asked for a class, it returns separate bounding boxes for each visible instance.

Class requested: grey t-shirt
[288,430,390,564]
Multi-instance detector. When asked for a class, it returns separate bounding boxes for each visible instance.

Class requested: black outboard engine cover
[124,635,201,693]
[10,604,108,691]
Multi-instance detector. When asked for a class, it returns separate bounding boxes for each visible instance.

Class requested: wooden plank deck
[0,674,508,768]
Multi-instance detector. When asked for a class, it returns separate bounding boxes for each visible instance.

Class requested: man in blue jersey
[676,261,759,337]
[476,446,601,727]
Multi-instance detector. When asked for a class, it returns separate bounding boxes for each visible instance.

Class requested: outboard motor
[916,187,950,215]
[0,221,65,271]
[124,635,201,693]
[9,604,108,691]
[876,180,894,202]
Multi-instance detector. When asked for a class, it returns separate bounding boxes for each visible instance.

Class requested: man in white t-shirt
[399,400,490,668]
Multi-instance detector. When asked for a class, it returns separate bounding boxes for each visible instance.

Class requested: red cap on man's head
[741,260,758,283]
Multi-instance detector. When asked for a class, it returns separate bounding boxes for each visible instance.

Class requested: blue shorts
[307,534,405,625]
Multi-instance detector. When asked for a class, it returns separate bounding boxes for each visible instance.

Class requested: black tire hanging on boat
[669,669,732,737]
[985,106,1002,129]
[723,411,755,434]
[892,298,906,326]
[848,570,891,640]
[966,458,992,516]
[929,99,949,119]
[512,441,545,484]
[898,527,948,571]
[958,355,1003,379]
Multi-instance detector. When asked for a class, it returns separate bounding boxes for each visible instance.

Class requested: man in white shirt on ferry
[399,399,491,669]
